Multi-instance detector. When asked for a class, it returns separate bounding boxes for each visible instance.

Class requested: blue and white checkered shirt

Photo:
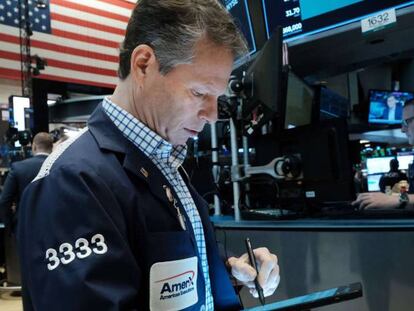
[102,97,214,310]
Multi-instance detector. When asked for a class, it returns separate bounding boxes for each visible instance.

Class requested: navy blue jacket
[381,103,403,120]
[0,154,48,230]
[17,105,240,310]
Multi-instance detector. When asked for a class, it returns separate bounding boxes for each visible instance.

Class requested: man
[378,159,407,193]
[353,98,414,209]
[17,1,280,310]
[0,132,52,232]
[381,95,403,121]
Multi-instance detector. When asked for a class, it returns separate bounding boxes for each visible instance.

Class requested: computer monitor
[366,156,395,174]
[262,0,414,41]
[368,90,414,124]
[284,70,315,129]
[220,0,257,55]
[253,118,355,209]
[397,154,413,170]
[367,173,382,192]
[242,26,286,135]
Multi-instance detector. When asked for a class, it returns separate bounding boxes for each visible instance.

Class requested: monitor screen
[221,0,256,55]
[367,173,382,192]
[262,0,414,41]
[366,156,395,174]
[368,90,414,124]
[397,154,413,170]
[284,71,314,129]
[243,26,286,135]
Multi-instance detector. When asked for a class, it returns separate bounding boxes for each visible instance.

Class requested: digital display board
[221,0,256,54]
[262,0,414,41]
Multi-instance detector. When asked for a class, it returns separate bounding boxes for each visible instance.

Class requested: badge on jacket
[149,256,198,310]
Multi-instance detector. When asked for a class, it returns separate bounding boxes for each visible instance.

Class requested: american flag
[0,0,135,89]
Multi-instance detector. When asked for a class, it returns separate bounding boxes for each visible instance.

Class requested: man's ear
[130,44,158,85]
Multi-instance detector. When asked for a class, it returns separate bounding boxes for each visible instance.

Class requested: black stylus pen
[245,237,265,306]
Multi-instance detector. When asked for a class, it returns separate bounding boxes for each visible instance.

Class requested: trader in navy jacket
[0,132,52,232]
[17,1,280,310]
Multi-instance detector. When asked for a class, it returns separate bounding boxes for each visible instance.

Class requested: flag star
[28,0,32,4]
[6,11,12,17]
[41,25,46,30]
[35,17,39,23]
[0,4,4,10]
[14,18,18,24]
[14,7,18,12]
[28,11,32,16]
[6,0,11,6]
[0,16,4,22]
[34,7,38,12]
[41,14,46,19]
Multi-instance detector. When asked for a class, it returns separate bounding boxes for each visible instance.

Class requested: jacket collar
[87,104,193,229]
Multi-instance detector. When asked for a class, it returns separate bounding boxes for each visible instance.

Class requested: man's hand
[227,247,280,298]
[352,192,399,210]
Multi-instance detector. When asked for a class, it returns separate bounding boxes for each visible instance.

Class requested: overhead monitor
[368,90,414,125]
[262,0,414,41]
[221,0,257,55]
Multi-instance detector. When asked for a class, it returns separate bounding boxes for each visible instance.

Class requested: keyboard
[320,204,414,219]
[241,208,301,220]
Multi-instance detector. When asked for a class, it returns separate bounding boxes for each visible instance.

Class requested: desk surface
[211,216,414,230]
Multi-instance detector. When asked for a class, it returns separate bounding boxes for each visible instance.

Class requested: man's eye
[192,90,204,97]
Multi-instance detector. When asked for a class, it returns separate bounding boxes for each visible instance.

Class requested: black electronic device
[252,118,355,211]
[368,89,414,125]
[262,0,414,41]
[284,70,315,129]
[242,282,363,311]
[17,130,32,147]
[242,26,287,135]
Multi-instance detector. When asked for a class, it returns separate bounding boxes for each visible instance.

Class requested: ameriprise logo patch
[156,270,196,300]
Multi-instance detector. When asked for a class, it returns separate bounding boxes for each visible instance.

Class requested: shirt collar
[102,97,187,167]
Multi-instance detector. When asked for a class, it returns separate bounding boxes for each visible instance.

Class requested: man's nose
[199,96,218,124]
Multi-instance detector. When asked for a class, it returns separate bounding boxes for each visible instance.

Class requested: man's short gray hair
[118,0,248,79]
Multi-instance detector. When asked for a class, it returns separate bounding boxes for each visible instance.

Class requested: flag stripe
[30,47,118,70]
[0,50,117,76]
[31,39,118,63]
[40,73,116,89]
[50,4,127,31]
[0,50,20,61]
[50,0,129,23]
[50,12,126,36]
[65,0,132,17]
[99,0,135,10]
[0,41,118,71]
[0,33,20,45]
[0,67,21,80]
[51,19,124,43]
[47,58,117,76]
[0,59,117,86]
[2,23,121,55]
[52,29,120,49]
